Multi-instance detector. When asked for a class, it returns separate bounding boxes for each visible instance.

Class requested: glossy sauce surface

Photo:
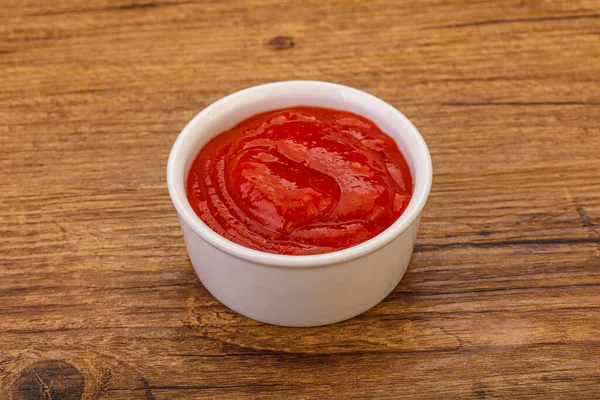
[186,106,413,255]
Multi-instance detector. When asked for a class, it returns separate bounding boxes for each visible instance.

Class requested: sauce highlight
[186,106,413,255]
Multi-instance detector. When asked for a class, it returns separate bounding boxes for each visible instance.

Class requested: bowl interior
[168,81,432,267]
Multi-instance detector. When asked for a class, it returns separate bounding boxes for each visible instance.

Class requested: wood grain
[1,0,599,398]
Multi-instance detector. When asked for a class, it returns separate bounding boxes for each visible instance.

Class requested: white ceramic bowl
[167,81,432,327]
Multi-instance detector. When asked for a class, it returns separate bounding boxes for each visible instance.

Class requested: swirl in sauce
[186,106,413,255]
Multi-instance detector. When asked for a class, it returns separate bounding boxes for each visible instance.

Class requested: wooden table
[2,1,599,398]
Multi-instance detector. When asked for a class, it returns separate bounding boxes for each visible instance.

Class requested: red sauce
[186,106,413,255]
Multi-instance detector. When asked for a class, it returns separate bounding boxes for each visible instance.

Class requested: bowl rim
[167,80,432,268]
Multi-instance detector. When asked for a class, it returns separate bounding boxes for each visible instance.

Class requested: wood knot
[268,35,295,50]
[13,360,84,400]
[471,382,490,399]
